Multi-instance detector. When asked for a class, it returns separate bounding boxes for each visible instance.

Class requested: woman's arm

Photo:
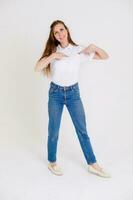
[79,44,109,60]
[35,54,55,72]
[35,52,68,72]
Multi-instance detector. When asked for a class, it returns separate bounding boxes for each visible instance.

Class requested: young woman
[35,20,111,178]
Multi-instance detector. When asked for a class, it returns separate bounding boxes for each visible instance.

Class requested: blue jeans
[47,81,97,164]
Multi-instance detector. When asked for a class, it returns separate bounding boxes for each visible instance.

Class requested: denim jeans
[47,81,97,164]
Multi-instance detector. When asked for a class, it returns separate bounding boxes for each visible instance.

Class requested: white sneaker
[48,163,63,176]
[88,165,111,178]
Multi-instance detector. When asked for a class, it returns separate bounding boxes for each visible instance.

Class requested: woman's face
[53,23,68,43]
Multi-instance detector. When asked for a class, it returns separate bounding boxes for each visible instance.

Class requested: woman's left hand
[79,44,109,60]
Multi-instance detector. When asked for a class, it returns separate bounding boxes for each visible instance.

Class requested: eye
[54,28,64,35]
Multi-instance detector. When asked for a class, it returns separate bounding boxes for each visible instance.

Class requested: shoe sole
[88,170,111,178]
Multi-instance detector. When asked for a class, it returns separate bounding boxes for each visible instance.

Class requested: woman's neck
[60,41,69,48]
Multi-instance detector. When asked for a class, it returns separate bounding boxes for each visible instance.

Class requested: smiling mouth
[59,36,65,40]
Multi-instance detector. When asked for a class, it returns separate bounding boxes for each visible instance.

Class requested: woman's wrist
[89,44,97,53]
[50,52,56,60]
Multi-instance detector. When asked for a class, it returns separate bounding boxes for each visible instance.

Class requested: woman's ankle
[88,162,97,166]
[49,161,57,166]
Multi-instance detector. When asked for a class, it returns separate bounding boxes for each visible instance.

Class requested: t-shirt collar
[57,43,73,50]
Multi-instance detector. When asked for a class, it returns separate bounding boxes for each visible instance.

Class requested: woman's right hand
[35,52,68,72]
[52,52,68,60]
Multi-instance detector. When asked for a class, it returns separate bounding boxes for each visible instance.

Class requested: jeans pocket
[49,86,58,94]
[72,86,80,95]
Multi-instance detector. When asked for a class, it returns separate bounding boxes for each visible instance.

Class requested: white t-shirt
[49,43,95,86]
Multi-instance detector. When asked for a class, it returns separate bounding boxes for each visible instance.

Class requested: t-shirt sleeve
[77,45,95,63]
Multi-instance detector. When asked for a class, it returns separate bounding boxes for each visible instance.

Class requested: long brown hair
[38,20,78,77]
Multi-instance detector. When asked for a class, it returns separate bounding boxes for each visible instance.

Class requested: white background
[0,0,133,200]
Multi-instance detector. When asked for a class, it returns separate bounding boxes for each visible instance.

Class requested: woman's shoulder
[73,44,85,53]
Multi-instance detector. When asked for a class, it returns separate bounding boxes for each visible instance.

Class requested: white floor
[0,138,132,200]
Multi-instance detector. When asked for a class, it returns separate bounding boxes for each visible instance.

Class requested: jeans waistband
[50,81,79,90]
